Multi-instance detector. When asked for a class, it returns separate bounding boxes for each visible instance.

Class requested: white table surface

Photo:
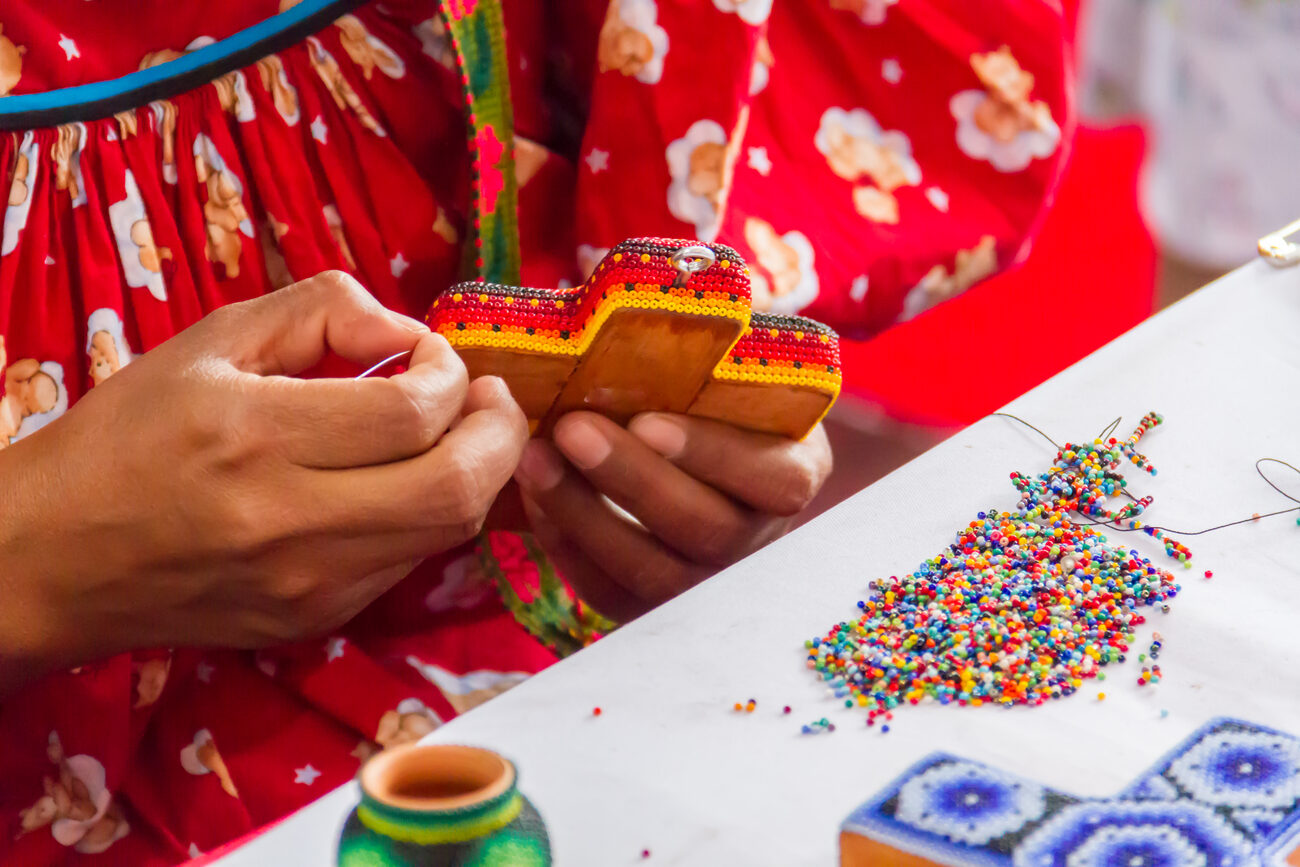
[215,259,1300,866]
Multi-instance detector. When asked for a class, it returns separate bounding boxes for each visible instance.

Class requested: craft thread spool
[337,744,551,867]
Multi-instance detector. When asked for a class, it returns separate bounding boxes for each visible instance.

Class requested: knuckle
[445,516,488,547]
[384,379,441,452]
[217,495,280,553]
[439,462,491,526]
[268,570,320,606]
[691,521,746,568]
[770,457,821,516]
[263,604,313,643]
[202,302,243,330]
[630,557,697,605]
[313,269,368,302]
[423,349,470,402]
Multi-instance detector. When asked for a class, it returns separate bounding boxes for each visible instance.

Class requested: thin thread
[991,412,1063,450]
[1097,416,1123,441]
[354,350,414,380]
[993,412,1300,538]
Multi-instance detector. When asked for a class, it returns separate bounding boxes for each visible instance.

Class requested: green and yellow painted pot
[337,744,551,867]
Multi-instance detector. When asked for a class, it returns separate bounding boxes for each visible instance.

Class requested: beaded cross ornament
[426,238,842,440]
[807,413,1188,719]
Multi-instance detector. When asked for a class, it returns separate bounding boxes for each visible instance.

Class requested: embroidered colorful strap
[477,533,617,659]
[441,0,521,287]
[438,2,606,651]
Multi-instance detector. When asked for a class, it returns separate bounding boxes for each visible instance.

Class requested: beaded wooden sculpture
[840,717,1300,866]
[426,238,841,440]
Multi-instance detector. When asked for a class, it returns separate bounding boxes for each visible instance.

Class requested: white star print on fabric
[390,252,410,278]
[925,187,950,212]
[294,764,321,786]
[747,146,773,177]
[195,661,214,683]
[43,255,55,265]
[882,58,902,84]
[58,35,81,61]
[310,116,328,144]
[325,637,346,662]
[584,148,609,174]
[188,844,202,859]
[850,274,870,302]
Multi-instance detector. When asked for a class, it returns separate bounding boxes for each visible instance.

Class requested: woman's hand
[0,272,527,689]
[512,411,832,622]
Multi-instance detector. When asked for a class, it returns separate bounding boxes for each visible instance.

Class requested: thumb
[212,270,429,376]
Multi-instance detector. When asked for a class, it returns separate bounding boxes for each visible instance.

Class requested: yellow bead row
[711,364,841,393]
[440,292,751,359]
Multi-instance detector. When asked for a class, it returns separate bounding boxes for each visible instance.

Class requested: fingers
[210,271,427,376]
[253,331,469,468]
[518,495,644,623]
[309,376,529,543]
[513,439,709,611]
[548,412,783,568]
[626,412,832,517]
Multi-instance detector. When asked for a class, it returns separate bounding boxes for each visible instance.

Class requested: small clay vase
[337,744,551,867]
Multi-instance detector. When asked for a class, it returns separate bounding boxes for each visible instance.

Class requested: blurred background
[805,0,1298,521]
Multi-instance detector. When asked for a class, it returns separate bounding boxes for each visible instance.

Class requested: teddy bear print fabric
[0,1,1067,863]
[574,0,1069,338]
[0,3,558,864]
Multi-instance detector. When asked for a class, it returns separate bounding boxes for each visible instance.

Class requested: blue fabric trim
[0,0,364,127]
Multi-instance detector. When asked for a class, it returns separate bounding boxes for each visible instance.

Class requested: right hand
[0,272,528,684]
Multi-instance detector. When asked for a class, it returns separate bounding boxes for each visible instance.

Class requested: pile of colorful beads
[1010,413,1193,566]
[807,413,1187,716]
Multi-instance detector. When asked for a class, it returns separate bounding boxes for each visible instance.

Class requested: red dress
[0,1,1071,862]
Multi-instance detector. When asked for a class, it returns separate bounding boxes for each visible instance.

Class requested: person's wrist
[0,445,107,693]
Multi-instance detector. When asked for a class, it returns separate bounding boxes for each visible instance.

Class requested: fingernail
[629,413,687,459]
[554,417,611,470]
[515,440,564,491]
[387,309,430,333]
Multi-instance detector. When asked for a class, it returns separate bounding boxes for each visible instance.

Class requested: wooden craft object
[426,238,841,440]
[839,717,1300,866]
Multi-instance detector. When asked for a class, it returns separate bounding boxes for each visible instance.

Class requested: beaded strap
[441,0,521,286]
[438,1,593,651]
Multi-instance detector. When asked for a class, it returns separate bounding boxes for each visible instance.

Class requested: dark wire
[991,412,1063,450]
[991,412,1300,537]
[1098,416,1124,440]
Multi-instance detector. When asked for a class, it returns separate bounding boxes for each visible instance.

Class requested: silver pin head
[669,245,716,276]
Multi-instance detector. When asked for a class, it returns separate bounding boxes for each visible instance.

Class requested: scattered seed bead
[592,707,602,717]
[801,718,834,735]
[783,706,792,715]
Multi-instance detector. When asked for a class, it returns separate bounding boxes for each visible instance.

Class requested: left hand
[512,411,832,622]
